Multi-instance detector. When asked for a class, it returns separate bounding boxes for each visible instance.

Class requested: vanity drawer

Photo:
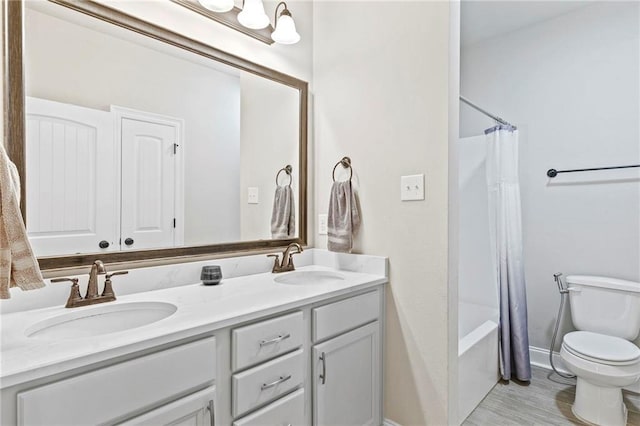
[232,349,304,418]
[232,311,303,371]
[17,337,216,426]
[313,290,380,342]
[233,388,305,426]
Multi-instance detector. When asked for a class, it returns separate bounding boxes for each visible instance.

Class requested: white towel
[0,142,45,299]
[327,181,361,253]
[271,185,295,239]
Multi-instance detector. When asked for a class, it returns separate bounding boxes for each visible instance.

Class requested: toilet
[560,275,640,426]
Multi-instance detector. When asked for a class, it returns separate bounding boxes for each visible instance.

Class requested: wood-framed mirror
[3,0,308,271]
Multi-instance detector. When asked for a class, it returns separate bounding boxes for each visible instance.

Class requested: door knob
[124,238,134,246]
[98,240,110,249]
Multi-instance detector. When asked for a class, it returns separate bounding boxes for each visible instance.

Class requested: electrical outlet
[248,187,259,204]
[318,214,328,235]
[401,174,425,201]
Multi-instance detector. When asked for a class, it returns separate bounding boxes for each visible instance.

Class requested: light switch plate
[401,174,425,201]
[248,187,259,204]
[318,214,328,235]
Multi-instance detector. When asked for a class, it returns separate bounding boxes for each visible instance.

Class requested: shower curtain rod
[460,95,513,127]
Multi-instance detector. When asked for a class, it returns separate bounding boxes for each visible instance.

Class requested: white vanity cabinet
[312,291,383,426]
[16,337,216,426]
[3,282,386,426]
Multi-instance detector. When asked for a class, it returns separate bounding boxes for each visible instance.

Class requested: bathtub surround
[457,134,500,422]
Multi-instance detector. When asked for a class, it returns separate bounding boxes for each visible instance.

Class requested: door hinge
[173,218,176,228]
[173,143,179,154]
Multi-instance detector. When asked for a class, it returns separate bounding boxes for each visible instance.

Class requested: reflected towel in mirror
[0,142,45,299]
[327,181,360,253]
[271,185,295,239]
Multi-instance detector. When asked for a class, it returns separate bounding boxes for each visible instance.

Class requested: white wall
[239,73,300,241]
[460,1,640,350]
[313,2,454,424]
[25,7,242,245]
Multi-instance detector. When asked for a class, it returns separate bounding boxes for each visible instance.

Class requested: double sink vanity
[0,250,388,425]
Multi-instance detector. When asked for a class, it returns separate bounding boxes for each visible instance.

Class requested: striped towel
[327,181,361,253]
[271,185,295,239]
[0,142,45,299]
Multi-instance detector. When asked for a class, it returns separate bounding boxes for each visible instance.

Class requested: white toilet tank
[566,275,640,340]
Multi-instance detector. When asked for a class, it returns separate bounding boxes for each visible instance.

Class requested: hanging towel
[0,142,45,299]
[271,185,295,239]
[327,181,361,253]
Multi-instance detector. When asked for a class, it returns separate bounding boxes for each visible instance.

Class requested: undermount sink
[274,270,346,285]
[25,301,177,340]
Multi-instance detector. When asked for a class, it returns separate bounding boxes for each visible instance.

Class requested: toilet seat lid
[563,331,640,364]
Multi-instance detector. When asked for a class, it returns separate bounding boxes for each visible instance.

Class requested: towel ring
[276,165,293,186]
[332,157,353,182]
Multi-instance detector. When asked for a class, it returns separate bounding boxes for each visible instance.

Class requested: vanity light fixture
[197,0,234,13]
[271,2,300,45]
[237,0,270,30]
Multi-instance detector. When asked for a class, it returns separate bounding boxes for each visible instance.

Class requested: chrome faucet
[268,243,303,273]
[51,260,128,308]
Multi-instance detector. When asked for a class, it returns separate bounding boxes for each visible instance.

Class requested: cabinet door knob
[98,240,110,249]
[124,238,134,246]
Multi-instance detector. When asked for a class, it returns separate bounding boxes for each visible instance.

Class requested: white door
[120,116,180,250]
[119,386,216,426]
[25,97,118,256]
[313,322,381,426]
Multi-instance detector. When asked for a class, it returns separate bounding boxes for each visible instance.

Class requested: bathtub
[457,301,499,424]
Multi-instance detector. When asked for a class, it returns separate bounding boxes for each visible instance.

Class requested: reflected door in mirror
[119,113,183,251]
[26,97,118,256]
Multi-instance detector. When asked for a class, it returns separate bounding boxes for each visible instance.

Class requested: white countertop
[0,263,387,389]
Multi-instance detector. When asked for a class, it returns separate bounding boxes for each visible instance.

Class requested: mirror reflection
[23,1,301,257]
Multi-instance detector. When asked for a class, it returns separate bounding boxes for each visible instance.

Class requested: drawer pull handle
[319,352,326,385]
[261,374,292,390]
[260,333,291,347]
[207,399,215,426]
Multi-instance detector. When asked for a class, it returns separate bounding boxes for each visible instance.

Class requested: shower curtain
[485,125,531,382]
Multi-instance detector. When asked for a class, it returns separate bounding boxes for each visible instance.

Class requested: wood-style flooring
[462,366,640,425]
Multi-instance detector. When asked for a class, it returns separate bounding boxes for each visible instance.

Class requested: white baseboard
[383,419,402,426]
[529,345,571,375]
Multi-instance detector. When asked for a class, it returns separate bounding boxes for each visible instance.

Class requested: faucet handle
[267,254,281,272]
[52,278,83,308]
[102,271,127,298]
[105,271,129,280]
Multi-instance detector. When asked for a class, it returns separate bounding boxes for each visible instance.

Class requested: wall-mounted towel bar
[276,165,293,186]
[547,164,640,178]
[332,157,353,182]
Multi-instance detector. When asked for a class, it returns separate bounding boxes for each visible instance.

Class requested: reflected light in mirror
[272,2,300,45]
[237,0,269,29]
[197,0,234,13]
